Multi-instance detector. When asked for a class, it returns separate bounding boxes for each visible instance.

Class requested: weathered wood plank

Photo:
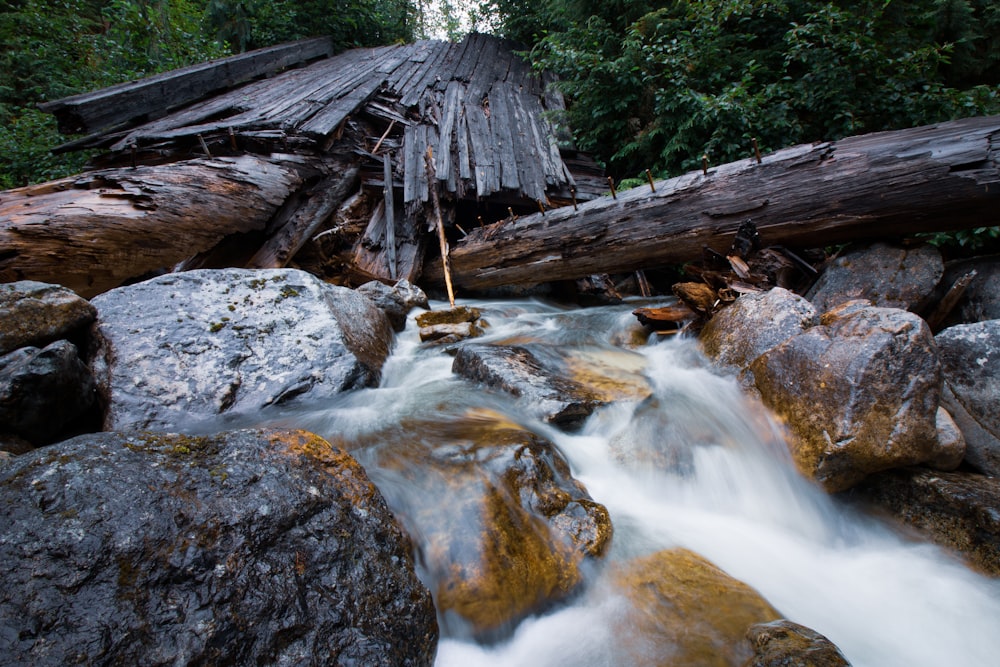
[0,156,307,297]
[247,166,360,268]
[430,116,1000,290]
[40,37,334,135]
[384,154,398,280]
[488,83,521,192]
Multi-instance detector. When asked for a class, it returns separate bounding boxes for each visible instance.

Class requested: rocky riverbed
[2,241,999,665]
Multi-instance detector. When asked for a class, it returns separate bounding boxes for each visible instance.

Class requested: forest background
[2,0,998,243]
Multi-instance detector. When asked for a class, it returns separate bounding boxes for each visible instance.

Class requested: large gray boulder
[806,242,943,314]
[749,301,943,492]
[356,280,429,332]
[935,320,1000,475]
[0,281,96,356]
[0,428,438,666]
[0,340,97,445]
[91,269,393,430]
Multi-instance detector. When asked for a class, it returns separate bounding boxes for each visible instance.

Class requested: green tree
[486,0,1000,179]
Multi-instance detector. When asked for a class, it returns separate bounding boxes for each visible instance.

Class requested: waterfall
[264,297,1000,666]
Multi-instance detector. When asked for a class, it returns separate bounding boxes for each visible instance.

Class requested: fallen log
[433,115,1000,290]
[38,37,335,136]
[0,156,309,297]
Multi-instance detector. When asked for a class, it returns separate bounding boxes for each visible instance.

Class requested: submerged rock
[91,268,393,430]
[805,242,943,314]
[745,619,851,666]
[0,340,98,445]
[852,467,1000,577]
[0,428,437,666]
[612,548,781,666]
[749,302,943,492]
[354,412,611,639]
[453,343,650,428]
[0,281,96,356]
[935,320,1000,475]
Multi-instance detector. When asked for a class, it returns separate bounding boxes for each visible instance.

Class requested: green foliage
[0,0,414,187]
[488,0,1000,180]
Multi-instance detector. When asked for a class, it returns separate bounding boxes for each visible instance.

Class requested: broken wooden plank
[40,37,334,135]
[428,115,1000,290]
[247,166,360,268]
[0,156,308,297]
[384,154,398,280]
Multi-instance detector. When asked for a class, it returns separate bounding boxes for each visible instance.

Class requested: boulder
[416,305,484,344]
[852,468,1000,576]
[935,320,1000,475]
[612,548,781,666]
[745,619,851,667]
[0,340,98,445]
[699,287,819,371]
[357,280,429,332]
[0,428,437,666]
[90,269,393,431]
[0,281,96,355]
[749,302,943,492]
[805,242,943,314]
[358,412,611,639]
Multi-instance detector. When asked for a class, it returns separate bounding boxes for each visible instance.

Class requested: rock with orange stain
[612,548,782,667]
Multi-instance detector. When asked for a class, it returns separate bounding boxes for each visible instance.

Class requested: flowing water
[260,297,1000,666]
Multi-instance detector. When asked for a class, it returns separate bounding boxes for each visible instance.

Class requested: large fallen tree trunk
[435,115,1000,290]
[0,156,314,297]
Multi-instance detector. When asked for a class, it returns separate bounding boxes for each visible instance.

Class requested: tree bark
[0,156,307,297]
[433,115,1000,290]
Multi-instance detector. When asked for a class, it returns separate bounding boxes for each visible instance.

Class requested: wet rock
[453,344,598,426]
[357,412,611,639]
[357,279,429,332]
[0,428,437,666]
[749,302,943,492]
[0,281,96,355]
[91,268,393,431]
[745,619,851,666]
[930,407,966,470]
[935,320,1000,475]
[0,340,98,445]
[613,548,781,666]
[851,468,1000,576]
[805,242,943,314]
[699,287,819,371]
[932,255,1000,327]
[417,305,484,344]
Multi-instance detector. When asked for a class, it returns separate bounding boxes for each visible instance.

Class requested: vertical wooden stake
[645,169,656,192]
[425,146,456,308]
[130,143,137,169]
[571,187,578,211]
[608,177,617,199]
[702,154,709,175]
[752,137,762,164]
[383,153,397,281]
[228,127,238,151]
[477,215,485,227]
[198,134,212,158]
[537,199,546,215]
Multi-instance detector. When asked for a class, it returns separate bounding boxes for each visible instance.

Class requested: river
[263,297,1000,666]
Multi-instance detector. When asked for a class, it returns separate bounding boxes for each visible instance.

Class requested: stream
[258,297,1000,666]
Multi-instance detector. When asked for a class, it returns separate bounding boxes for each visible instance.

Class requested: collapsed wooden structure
[2,34,999,300]
[3,34,604,297]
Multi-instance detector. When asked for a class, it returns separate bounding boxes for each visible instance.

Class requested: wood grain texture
[432,116,1000,290]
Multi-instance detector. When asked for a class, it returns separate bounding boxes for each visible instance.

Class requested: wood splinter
[752,137,762,164]
[608,177,617,199]
[197,134,212,158]
[702,154,709,176]
[646,169,656,192]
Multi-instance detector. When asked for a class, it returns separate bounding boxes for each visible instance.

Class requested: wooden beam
[39,37,335,135]
[429,116,1000,290]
